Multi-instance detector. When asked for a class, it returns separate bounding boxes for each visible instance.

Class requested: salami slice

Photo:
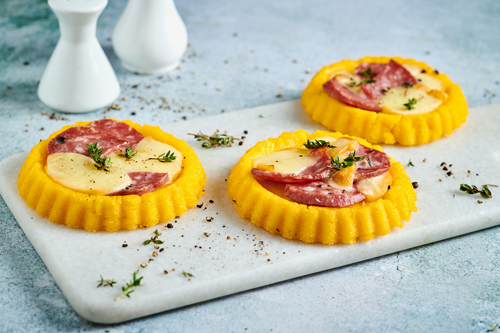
[90,119,144,149]
[251,148,333,183]
[284,181,366,207]
[47,127,129,156]
[361,60,419,99]
[323,77,382,112]
[354,63,387,77]
[107,172,169,196]
[354,145,391,180]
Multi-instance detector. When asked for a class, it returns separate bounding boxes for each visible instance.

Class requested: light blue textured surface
[1,0,500,331]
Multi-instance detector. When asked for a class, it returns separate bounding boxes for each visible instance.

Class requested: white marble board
[1,100,499,324]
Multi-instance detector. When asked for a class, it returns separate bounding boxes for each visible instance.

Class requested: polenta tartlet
[17,119,206,232]
[301,56,468,145]
[228,130,417,245]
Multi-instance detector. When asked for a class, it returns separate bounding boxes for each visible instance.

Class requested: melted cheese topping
[253,138,392,204]
[379,86,442,115]
[112,137,183,175]
[46,153,131,195]
[356,171,392,201]
[253,148,316,174]
[45,136,183,195]
[403,64,445,91]
[333,72,368,97]
[333,63,447,116]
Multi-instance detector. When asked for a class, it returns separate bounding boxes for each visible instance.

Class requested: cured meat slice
[47,127,129,156]
[251,148,333,183]
[361,60,419,99]
[90,119,144,149]
[284,181,366,207]
[107,172,169,196]
[355,63,387,77]
[323,78,382,112]
[354,144,391,180]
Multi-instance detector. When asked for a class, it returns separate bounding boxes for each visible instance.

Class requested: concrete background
[1,0,499,331]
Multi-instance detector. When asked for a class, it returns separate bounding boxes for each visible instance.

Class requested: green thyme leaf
[114,270,143,301]
[408,160,414,167]
[119,146,137,160]
[401,80,414,88]
[403,97,417,110]
[303,139,335,150]
[87,142,112,171]
[182,271,194,278]
[188,132,237,149]
[459,184,497,199]
[158,151,176,162]
[358,68,372,77]
[97,275,116,288]
[143,229,163,246]
[330,152,364,175]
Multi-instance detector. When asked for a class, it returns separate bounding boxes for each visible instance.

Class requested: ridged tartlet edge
[301,56,468,145]
[17,119,206,232]
[227,129,417,245]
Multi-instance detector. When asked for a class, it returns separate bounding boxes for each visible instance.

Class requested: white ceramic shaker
[38,0,120,113]
[112,0,188,74]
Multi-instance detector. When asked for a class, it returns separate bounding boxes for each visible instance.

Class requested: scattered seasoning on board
[188,132,239,148]
[122,244,128,248]
[143,229,164,245]
[114,270,143,301]
[204,232,210,237]
[182,271,194,279]
[460,184,497,199]
[97,275,116,288]
[206,217,213,222]
[412,182,419,189]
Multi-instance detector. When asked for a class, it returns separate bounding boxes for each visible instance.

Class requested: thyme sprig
[408,159,414,167]
[188,132,239,148]
[114,270,143,301]
[145,151,176,163]
[119,146,137,160]
[303,139,335,150]
[355,68,376,85]
[460,184,497,199]
[143,229,164,245]
[358,68,372,77]
[346,76,376,87]
[182,271,194,278]
[97,275,116,288]
[401,80,414,88]
[330,152,365,175]
[403,97,417,110]
[87,142,111,171]
[158,151,176,162]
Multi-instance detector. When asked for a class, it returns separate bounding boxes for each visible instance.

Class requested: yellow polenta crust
[17,119,206,232]
[301,56,468,145]
[228,130,417,245]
